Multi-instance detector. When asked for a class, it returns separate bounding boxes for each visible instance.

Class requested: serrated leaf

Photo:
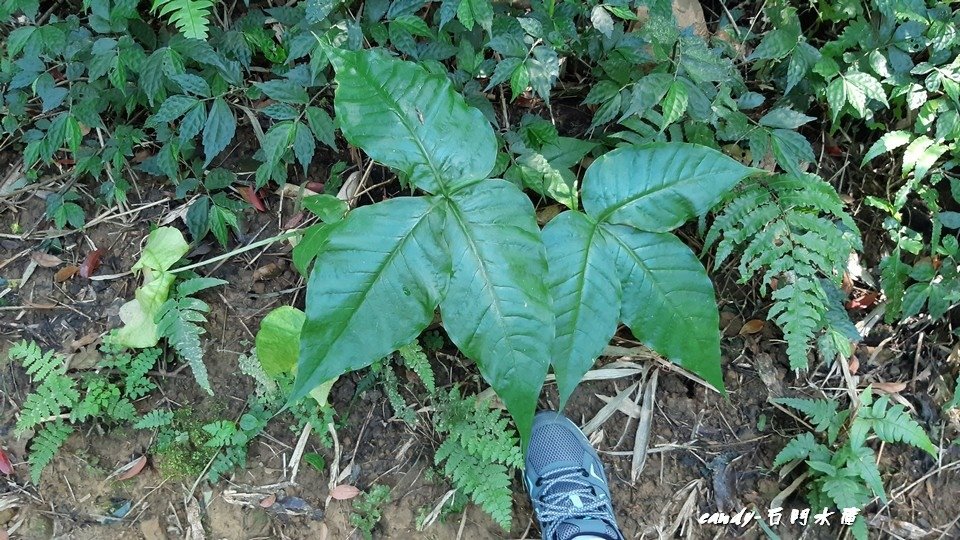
[759,107,815,129]
[825,77,846,123]
[255,79,309,104]
[660,80,688,129]
[153,95,199,123]
[602,224,724,390]
[456,0,493,33]
[292,197,450,402]
[543,212,620,406]
[305,106,336,149]
[771,128,815,179]
[172,73,211,97]
[179,102,206,143]
[591,5,614,38]
[306,0,335,23]
[748,26,799,61]
[202,97,236,166]
[439,180,554,439]
[327,47,495,193]
[862,130,912,165]
[293,122,316,174]
[581,144,757,232]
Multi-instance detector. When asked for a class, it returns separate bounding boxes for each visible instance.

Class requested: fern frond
[135,409,175,430]
[124,348,160,399]
[10,340,66,383]
[859,397,937,456]
[435,439,513,529]
[238,351,278,396]
[398,342,435,394]
[772,432,830,467]
[28,421,73,484]
[16,376,79,434]
[152,0,214,40]
[775,397,838,432]
[708,174,861,368]
[156,297,213,395]
[381,365,417,425]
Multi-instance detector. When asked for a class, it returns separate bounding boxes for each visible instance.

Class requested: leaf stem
[173,230,300,273]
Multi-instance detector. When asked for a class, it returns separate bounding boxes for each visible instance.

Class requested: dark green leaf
[255,79,309,104]
[202,98,236,166]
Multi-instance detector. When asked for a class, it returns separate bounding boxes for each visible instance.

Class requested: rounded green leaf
[291,196,450,402]
[601,223,724,391]
[440,180,554,440]
[543,211,621,406]
[582,143,757,232]
[328,47,496,193]
[256,306,306,377]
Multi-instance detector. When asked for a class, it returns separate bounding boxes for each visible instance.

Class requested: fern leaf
[841,445,886,503]
[16,376,79,434]
[156,298,213,394]
[28,421,73,484]
[775,397,838,432]
[398,342,435,394]
[11,340,66,383]
[864,402,937,457]
[152,0,214,40]
[135,409,175,430]
[773,432,821,467]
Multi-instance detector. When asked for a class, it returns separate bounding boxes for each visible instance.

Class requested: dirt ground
[3,167,960,540]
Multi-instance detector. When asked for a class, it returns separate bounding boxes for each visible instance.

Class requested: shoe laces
[533,465,613,539]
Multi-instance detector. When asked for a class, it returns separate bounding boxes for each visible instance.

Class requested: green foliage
[706,175,862,368]
[433,388,523,529]
[156,277,228,395]
[151,0,214,40]
[350,484,392,540]
[774,387,937,540]
[9,339,162,483]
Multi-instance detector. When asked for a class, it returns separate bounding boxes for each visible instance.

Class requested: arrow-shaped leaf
[291,197,450,401]
[327,47,496,193]
[440,180,554,439]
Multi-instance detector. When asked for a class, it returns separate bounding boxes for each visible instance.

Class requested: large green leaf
[291,197,450,401]
[256,306,306,377]
[543,211,620,406]
[581,143,756,232]
[327,47,496,193]
[440,180,554,438]
[601,224,724,390]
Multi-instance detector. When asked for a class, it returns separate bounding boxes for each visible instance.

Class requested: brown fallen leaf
[536,205,561,226]
[0,447,12,475]
[253,262,283,281]
[330,484,361,500]
[873,381,908,394]
[79,248,105,278]
[848,355,860,375]
[70,331,100,351]
[739,319,765,335]
[259,494,277,508]
[112,455,148,481]
[55,265,80,282]
[31,251,63,268]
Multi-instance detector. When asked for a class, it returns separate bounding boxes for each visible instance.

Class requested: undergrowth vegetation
[4,0,960,536]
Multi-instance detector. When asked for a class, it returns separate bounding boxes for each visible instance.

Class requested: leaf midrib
[353,57,448,194]
[301,200,443,389]
[447,198,518,361]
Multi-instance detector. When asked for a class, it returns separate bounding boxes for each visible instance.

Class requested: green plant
[9,339,162,483]
[291,47,755,440]
[151,0,214,40]
[433,388,523,529]
[706,174,863,367]
[774,387,937,539]
[350,484,392,540]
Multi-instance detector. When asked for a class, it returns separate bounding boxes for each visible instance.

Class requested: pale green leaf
[256,306,305,376]
[862,130,912,165]
[660,80,688,129]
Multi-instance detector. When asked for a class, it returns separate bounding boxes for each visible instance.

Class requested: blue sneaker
[524,411,624,540]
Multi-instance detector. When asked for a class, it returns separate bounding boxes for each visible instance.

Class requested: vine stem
[173,230,300,274]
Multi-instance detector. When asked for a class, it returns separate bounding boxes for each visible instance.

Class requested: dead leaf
[848,355,860,375]
[69,332,100,351]
[30,251,62,268]
[847,291,879,310]
[79,248,105,278]
[240,186,268,212]
[841,272,854,294]
[114,455,148,481]
[259,494,277,508]
[672,0,708,37]
[873,381,908,394]
[330,484,361,500]
[253,262,283,282]
[0,448,12,475]
[536,205,562,226]
[337,171,362,205]
[739,319,765,335]
[55,265,79,282]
